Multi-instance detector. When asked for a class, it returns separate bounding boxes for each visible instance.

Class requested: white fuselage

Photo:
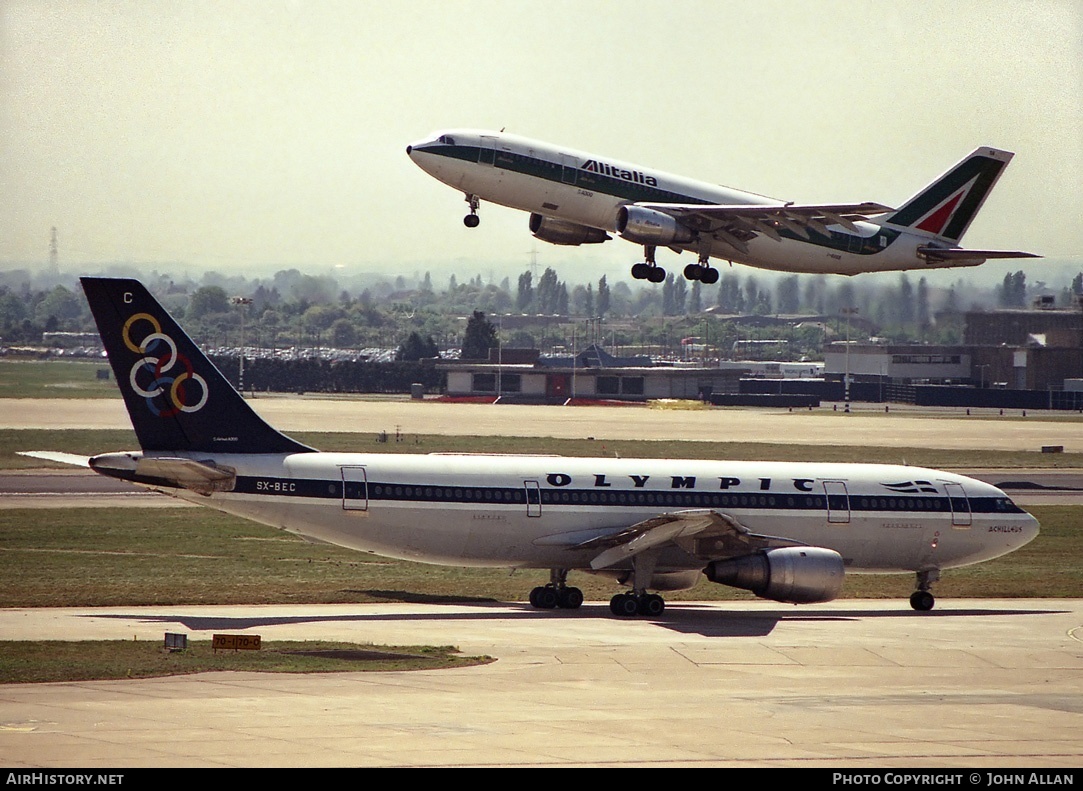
[407,129,935,276]
[123,451,1038,584]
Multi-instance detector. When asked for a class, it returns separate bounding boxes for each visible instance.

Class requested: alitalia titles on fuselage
[580,159,658,187]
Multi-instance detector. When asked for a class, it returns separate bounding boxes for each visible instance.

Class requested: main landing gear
[608,549,666,617]
[630,246,666,283]
[910,569,939,611]
[609,592,665,617]
[631,248,720,285]
[463,193,480,227]
[683,254,720,284]
[528,569,584,610]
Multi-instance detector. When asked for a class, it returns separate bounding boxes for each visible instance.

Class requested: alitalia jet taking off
[407,130,1038,283]
[24,278,1039,616]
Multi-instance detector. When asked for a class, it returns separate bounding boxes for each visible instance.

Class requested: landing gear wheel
[684,260,719,284]
[558,587,584,610]
[638,593,665,616]
[631,263,666,283]
[910,591,935,611]
[683,263,703,281]
[610,593,640,617]
[529,586,558,609]
[463,213,480,228]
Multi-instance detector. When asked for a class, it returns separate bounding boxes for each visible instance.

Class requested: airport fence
[209,355,446,396]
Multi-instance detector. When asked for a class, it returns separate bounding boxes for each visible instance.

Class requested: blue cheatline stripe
[229,476,1023,515]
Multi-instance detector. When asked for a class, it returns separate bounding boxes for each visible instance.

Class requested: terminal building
[441,302,1083,409]
[823,302,1083,408]
[440,344,745,403]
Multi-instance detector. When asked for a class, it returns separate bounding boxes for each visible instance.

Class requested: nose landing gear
[910,569,940,611]
[463,193,480,227]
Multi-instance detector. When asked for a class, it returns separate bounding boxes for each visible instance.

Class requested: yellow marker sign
[212,634,261,652]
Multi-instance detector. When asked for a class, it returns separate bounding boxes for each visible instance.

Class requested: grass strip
[0,640,492,684]
[0,505,1078,608]
[6,428,1083,470]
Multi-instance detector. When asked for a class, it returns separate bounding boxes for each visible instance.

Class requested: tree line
[1,264,1079,355]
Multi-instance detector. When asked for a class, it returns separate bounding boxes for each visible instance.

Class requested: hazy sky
[2,0,1080,284]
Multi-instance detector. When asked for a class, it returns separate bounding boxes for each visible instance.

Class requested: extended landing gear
[463,193,480,227]
[631,248,720,285]
[609,592,665,617]
[630,246,666,283]
[529,569,584,610]
[631,263,665,283]
[608,550,666,617]
[910,569,940,611]
[683,255,719,284]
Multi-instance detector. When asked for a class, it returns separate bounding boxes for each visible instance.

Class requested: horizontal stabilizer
[16,451,91,467]
[918,246,1041,263]
[135,457,236,493]
[88,452,236,494]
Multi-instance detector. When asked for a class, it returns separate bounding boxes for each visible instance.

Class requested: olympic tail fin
[81,277,313,455]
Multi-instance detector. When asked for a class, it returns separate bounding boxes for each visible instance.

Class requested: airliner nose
[406,145,412,156]
[1023,511,1041,546]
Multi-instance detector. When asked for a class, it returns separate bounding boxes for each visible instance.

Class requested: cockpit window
[438,135,456,145]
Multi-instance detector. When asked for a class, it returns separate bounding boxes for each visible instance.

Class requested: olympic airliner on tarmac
[407,130,1038,284]
[28,278,1039,616]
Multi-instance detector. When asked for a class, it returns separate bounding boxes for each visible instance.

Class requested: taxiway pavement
[4,397,1082,767]
[0,600,1081,767]
[5,396,1083,452]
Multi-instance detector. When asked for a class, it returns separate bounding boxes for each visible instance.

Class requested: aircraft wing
[917,246,1041,264]
[555,509,804,570]
[637,201,893,249]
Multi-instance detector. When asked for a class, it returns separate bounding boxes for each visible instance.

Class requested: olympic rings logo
[122,313,209,417]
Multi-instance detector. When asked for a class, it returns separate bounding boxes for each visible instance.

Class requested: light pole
[839,307,859,411]
[571,324,577,400]
[229,296,252,394]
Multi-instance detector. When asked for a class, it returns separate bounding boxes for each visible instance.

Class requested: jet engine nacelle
[704,546,845,604]
[529,213,610,246]
[615,205,695,246]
